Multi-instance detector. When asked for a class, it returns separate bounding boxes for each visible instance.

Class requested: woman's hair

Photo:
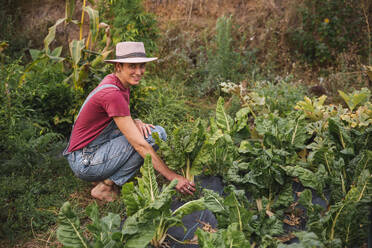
[114,63,124,73]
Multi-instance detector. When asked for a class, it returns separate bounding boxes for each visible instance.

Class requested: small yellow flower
[324,18,330,23]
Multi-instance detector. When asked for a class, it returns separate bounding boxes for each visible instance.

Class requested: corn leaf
[69,39,85,66]
[83,6,100,45]
[44,18,65,54]
[65,0,75,22]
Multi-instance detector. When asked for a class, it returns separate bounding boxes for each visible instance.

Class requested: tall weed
[196,16,259,97]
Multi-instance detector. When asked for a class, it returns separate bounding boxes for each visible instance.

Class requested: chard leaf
[56,202,89,248]
[85,203,122,247]
[152,180,177,210]
[216,97,233,133]
[184,119,201,153]
[196,223,251,247]
[338,88,370,112]
[238,140,254,154]
[203,189,226,213]
[328,118,352,149]
[122,182,144,216]
[283,165,326,193]
[173,198,206,219]
[273,183,294,209]
[222,223,251,247]
[195,228,216,247]
[121,207,159,244]
[278,231,325,248]
[235,107,250,132]
[138,154,159,203]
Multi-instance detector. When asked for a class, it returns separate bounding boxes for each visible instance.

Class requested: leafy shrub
[254,76,306,116]
[130,77,192,130]
[0,53,84,242]
[287,0,367,65]
[99,0,158,54]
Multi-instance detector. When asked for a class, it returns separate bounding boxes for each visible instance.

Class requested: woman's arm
[113,116,195,195]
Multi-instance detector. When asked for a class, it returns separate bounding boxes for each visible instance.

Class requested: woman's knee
[145,125,167,148]
[154,125,167,141]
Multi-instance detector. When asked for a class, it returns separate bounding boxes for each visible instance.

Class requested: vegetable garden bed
[56,84,371,248]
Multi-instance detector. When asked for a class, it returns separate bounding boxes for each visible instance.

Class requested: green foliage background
[0,0,371,246]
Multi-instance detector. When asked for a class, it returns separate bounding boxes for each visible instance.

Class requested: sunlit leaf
[83,6,100,45]
[44,18,65,53]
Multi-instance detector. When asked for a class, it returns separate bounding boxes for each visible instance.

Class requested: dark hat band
[116,52,147,59]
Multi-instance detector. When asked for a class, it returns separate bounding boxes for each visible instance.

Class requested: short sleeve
[101,90,131,117]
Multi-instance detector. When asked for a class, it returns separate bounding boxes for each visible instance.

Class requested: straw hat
[104,42,157,63]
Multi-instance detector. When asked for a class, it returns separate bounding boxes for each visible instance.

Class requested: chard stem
[330,204,345,240]
[341,173,346,194]
[339,131,346,149]
[186,158,191,181]
[291,119,299,145]
[324,154,331,174]
[233,194,243,232]
[256,198,263,211]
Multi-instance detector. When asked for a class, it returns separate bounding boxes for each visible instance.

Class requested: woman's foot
[91,180,118,202]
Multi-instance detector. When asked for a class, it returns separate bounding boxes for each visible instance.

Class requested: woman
[64,42,195,201]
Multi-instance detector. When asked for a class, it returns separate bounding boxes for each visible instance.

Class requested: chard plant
[202,189,283,246]
[196,222,251,248]
[57,201,123,247]
[56,155,210,248]
[293,169,372,247]
[120,155,208,247]
[153,119,208,182]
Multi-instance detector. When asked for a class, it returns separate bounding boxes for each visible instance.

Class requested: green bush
[0,55,84,242]
[130,77,192,130]
[99,0,158,54]
[255,76,307,116]
[287,0,367,65]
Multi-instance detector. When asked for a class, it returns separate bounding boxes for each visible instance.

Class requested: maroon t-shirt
[68,74,130,152]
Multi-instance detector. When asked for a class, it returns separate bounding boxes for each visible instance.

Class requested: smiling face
[115,63,146,88]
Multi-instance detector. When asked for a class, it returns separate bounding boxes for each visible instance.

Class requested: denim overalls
[63,84,167,186]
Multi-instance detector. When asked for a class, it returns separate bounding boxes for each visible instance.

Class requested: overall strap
[75,84,119,122]
[63,84,119,156]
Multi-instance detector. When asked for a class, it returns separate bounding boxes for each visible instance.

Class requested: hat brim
[104,57,157,64]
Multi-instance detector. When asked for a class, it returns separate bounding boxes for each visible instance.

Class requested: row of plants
[56,79,371,247]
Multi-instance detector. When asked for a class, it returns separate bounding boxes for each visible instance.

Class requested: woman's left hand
[134,119,155,138]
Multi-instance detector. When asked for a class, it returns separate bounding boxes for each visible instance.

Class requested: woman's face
[116,63,146,87]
